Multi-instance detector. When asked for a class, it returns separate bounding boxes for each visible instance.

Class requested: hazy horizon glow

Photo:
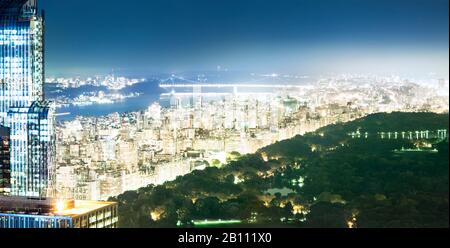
[41,0,449,77]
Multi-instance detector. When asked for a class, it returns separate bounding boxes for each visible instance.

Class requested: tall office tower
[0,1,118,228]
[0,0,55,198]
[0,125,10,195]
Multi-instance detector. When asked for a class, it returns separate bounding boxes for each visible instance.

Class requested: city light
[55,200,67,212]
[0,0,448,231]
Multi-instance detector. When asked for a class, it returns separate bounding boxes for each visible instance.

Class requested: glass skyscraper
[0,1,118,228]
[0,0,54,198]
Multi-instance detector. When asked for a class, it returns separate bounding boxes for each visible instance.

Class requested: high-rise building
[0,0,118,228]
[0,0,54,198]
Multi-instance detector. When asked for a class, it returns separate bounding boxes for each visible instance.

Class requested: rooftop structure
[0,196,118,228]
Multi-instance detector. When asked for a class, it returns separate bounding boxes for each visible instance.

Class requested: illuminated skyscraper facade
[0,0,54,198]
[0,1,118,228]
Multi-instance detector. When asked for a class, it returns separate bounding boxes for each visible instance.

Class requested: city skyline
[0,0,448,230]
[41,0,449,77]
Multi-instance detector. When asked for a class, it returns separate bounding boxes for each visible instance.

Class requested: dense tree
[305,202,349,228]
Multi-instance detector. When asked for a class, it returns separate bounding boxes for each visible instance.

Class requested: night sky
[40,0,449,77]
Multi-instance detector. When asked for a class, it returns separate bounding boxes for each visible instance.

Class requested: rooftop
[54,200,117,217]
[0,196,117,218]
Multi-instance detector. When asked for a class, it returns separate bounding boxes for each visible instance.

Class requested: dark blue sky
[40,0,449,77]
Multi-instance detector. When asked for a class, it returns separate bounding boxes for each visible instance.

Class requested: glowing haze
[41,0,449,78]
